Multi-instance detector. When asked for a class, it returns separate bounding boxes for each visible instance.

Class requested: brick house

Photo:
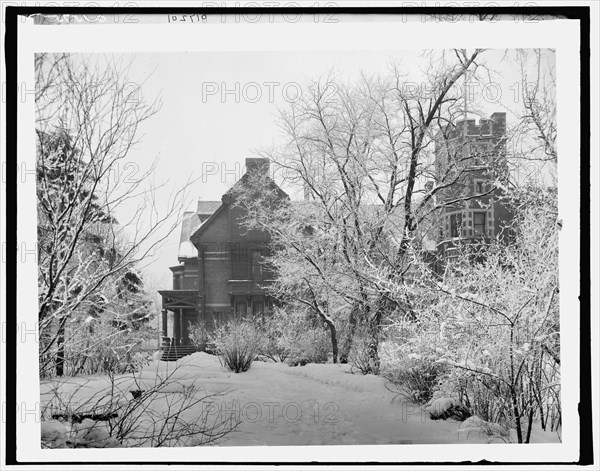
[158,158,286,357]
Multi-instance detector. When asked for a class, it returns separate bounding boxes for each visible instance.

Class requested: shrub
[348,334,378,375]
[382,353,448,405]
[188,321,211,352]
[254,310,291,362]
[380,320,449,404]
[439,365,512,427]
[210,317,264,373]
[277,310,330,366]
[40,317,156,378]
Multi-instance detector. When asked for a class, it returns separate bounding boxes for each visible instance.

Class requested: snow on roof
[178,240,199,259]
[177,212,203,259]
[177,201,222,259]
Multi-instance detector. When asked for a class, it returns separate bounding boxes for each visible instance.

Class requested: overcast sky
[110,48,553,290]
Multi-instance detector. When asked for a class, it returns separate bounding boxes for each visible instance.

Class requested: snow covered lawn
[40,352,561,446]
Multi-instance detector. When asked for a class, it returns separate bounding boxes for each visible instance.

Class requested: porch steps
[160,345,198,362]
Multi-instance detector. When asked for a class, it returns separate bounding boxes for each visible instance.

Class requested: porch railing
[161,337,196,347]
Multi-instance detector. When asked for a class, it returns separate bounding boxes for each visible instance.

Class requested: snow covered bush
[379,312,450,405]
[348,327,385,375]
[210,317,264,373]
[188,321,211,353]
[278,311,331,366]
[437,359,512,427]
[385,357,448,405]
[381,334,449,405]
[254,309,291,362]
[347,334,373,375]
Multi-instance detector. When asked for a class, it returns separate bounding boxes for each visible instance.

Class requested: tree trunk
[324,320,338,364]
[339,307,357,363]
[510,385,523,443]
[365,308,383,375]
[525,408,534,443]
[56,320,65,377]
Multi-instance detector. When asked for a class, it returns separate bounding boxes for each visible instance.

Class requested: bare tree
[35,53,195,377]
[494,48,557,188]
[236,50,494,370]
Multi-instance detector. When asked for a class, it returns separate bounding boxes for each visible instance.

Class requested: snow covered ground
[40,352,561,446]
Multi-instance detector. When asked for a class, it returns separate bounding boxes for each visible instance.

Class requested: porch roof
[158,290,199,310]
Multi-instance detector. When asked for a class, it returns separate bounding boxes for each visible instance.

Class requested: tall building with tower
[434,112,512,264]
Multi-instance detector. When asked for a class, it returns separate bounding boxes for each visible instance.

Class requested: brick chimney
[245,157,270,175]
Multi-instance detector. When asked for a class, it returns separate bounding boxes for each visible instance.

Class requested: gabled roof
[191,169,288,243]
[223,171,289,202]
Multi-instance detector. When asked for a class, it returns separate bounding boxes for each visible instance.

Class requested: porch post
[174,309,181,344]
[161,309,168,338]
[179,308,185,344]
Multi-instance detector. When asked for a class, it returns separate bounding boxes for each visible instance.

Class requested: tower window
[470,142,491,165]
[473,212,487,236]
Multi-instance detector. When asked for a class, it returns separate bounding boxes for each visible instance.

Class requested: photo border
[3,3,592,467]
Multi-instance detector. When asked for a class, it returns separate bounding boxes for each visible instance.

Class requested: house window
[232,245,247,280]
[473,212,487,236]
[250,249,263,283]
[450,213,463,238]
[475,180,485,193]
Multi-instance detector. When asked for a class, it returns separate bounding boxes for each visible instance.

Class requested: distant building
[434,112,512,267]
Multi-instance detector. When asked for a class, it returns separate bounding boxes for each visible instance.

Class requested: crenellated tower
[434,112,512,263]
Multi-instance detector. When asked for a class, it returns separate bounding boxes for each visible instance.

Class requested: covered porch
[158,290,199,348]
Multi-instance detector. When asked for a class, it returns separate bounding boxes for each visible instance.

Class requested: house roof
[223,171,289,201]
[191,168,288,243]
[178,199,227,258]
[196,201,222,220]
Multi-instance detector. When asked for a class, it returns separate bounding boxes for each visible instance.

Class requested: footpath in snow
[40,352,561,446]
